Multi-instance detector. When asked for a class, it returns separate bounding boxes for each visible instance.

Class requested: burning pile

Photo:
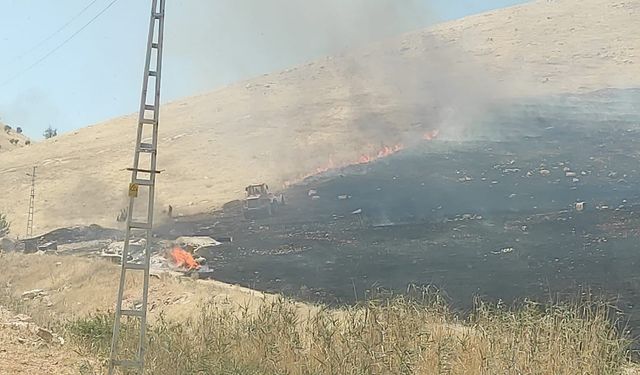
[170,246,201,271]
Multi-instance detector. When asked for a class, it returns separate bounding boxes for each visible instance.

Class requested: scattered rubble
[56,239,112,254]
[101,238,146,262]
[491,247,515,255]
[37,241,58,252]
[2,310,65,346]
[21,289,47,300]
[175,236,221,254]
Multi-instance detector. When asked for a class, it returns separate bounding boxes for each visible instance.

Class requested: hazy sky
[0,0,527,137]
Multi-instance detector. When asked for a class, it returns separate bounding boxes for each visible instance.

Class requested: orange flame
[359,154,371,164]
[170,246,201,270]
[284,143,404,186]
[423,129,440,141]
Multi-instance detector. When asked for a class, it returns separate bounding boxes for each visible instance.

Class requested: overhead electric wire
[9,0,102,64]
[0,0,121,88]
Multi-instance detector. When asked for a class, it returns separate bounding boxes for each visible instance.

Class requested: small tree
[0,213,10,237]
[43,126,57,139]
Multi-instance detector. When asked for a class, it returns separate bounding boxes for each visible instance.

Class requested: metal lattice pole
[108,0,165,373]
[25,166,36,238]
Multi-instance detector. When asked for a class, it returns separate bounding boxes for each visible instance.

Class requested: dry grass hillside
[1,0,640,234]
[0,122,29,154]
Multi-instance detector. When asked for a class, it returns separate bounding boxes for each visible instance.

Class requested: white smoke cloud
[164,0,437,95]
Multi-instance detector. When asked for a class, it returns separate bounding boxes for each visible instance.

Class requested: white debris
[491,247,514,255]
[100,253,122,264]
[104,239,146,255]
[12,314,32,322]
[176,236,221,253]
[21,289,47,300]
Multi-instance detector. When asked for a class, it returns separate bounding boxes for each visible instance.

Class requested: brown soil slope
[1,0,639,234]
[0,122,29,154]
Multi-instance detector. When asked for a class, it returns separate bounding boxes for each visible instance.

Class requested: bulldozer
[243,183,285,219]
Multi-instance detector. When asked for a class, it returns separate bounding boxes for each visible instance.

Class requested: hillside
[1,0,640,234]
[0,122,30,154]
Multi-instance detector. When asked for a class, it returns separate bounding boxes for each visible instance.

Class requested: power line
[9,0,102,64]
[0,0,121,88]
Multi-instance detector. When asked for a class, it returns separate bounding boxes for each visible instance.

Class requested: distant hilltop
[0,122,31,153]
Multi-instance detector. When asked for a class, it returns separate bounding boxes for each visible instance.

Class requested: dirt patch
[0,306,96,374]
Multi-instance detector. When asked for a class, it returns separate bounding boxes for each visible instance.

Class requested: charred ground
[32,89,640,342]
[154,89,640,333]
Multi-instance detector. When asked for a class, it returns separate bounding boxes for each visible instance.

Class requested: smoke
[3,89,62,139]
[332,32,503,145]
[165,0,437,94]
[269,30,504,175]
[164,1,506,183]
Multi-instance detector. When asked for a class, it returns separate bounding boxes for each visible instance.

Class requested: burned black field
[161,89,640,330]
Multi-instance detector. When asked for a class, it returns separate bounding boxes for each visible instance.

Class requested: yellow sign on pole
[128,183,139,198]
